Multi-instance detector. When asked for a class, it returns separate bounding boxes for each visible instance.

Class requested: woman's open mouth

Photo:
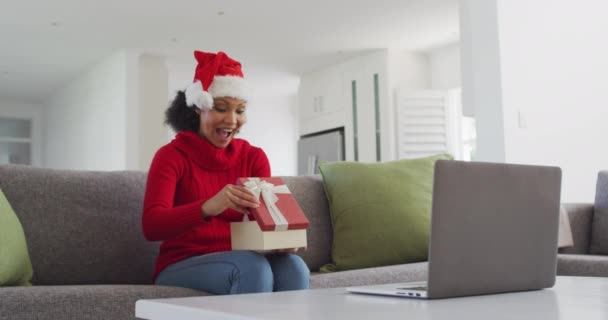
[215,128,234,142]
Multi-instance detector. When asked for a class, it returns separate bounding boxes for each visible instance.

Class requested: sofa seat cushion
[0,285,206,320]
[557,254,608,277]
[310,262,428,289]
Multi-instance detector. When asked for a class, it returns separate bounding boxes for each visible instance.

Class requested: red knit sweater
[142,131,271,281]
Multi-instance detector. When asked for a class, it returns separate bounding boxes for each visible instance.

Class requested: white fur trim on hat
[185,80,213,110]
[208,75,250,101]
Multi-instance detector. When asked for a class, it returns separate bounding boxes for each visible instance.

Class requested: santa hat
[184,51,250,110]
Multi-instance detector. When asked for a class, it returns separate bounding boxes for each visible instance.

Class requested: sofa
[557,171,608,275]
[0,164,606,320]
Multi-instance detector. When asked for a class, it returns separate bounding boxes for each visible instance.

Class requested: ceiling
[0,0,459,103]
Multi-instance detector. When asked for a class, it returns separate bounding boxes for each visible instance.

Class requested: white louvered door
[395,89,463,160]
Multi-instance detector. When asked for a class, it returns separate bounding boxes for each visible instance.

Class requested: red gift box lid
[237,177,309,232]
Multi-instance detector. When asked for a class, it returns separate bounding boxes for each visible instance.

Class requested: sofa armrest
[558,203,594,254]
[589,171,608,254]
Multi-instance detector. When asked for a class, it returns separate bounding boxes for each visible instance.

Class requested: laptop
[346,160,562,299]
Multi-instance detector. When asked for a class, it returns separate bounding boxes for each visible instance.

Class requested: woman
[142,51,310,295]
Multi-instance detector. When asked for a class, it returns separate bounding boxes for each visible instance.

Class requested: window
[396,88,475,161]
[0,117,32,165]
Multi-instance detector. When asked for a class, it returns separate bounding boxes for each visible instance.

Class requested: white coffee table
[136,276,608,320]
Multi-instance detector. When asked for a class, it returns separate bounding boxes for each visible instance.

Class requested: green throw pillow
[0,189,33,286]
[319,154,452,272]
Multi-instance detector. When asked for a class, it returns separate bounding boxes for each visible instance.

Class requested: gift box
[231,221,307,251]
[231,177,308,251]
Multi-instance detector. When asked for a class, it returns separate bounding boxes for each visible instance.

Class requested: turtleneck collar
[172,131,245,171]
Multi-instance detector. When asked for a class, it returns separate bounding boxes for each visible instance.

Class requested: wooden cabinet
[298,51,392,162]
[0,106,42,166]
[298,65,346,135]
[299,66,344,120]
[340,52,391,162]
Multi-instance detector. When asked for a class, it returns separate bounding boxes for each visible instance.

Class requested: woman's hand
[201,184,259,218]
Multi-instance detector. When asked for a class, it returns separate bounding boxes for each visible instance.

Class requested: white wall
[461,0,608,202]
[125,52,140,170]
[45,52,128,170]
[460,0,506,162]
[44,52,168,171]
[497,0,608,202]
[429,43,461,90]
[240,69,299,176]
[167,60,299,176]
[387,50,430,92]
[136,55,169,171]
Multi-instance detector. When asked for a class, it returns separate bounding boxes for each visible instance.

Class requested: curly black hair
[164,90,200,132]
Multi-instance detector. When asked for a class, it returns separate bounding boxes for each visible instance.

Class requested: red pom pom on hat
[184,51,250,110]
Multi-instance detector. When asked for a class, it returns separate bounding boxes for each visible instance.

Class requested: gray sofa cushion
[590,171,608,254]
[0,285,205,320]
[557,254,608,277]
[282,175,333,271]
[0,165,158,285]
[310,262,427,289]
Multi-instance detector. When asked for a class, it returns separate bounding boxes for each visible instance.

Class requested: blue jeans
[155,250,310,295]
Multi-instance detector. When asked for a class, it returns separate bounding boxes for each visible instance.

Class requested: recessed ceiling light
[217,11,225,16]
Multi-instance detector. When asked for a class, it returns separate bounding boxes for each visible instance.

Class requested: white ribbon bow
[243,178,291,231]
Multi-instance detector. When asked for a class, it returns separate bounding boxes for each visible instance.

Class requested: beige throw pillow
[558,205,574,248]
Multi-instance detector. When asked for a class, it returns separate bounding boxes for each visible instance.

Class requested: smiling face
[197,97,247,148]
